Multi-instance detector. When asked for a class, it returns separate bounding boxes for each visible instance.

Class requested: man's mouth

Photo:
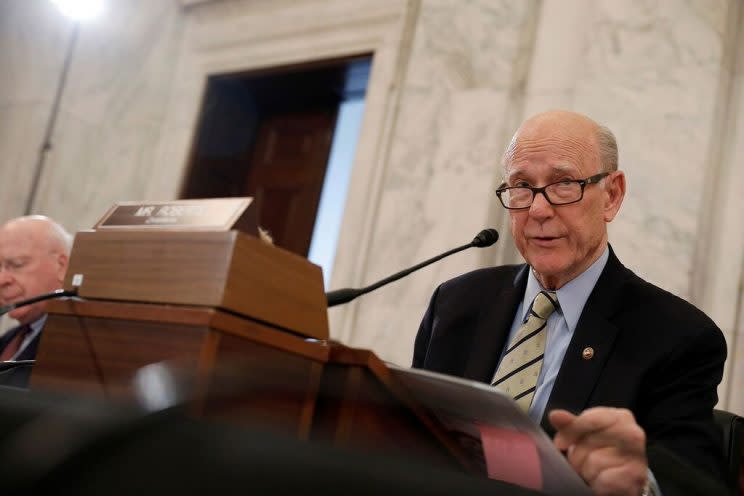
[530,236,562,245]
[0,294,22,305]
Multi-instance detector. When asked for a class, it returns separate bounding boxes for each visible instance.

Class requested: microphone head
[472,228,499,247]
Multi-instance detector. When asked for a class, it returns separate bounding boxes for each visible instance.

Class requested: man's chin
[526,253,567,273]
[526,257,572,283]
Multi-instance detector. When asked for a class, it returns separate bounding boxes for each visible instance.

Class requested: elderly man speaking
[0,215,72,364]
[413,110,726,496]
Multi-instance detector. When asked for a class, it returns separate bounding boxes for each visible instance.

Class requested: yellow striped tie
[492,290,558,412]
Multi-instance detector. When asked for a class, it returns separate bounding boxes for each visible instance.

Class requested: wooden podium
[30,199,473,473]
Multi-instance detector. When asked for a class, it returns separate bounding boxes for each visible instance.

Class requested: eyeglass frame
[494,172,611,210]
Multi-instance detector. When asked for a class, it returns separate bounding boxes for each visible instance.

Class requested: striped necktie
[492,290,558,412]
[0,324,31,361]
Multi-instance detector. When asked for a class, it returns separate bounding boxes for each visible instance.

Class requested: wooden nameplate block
[94,197,258,234]
[63,198,328,340]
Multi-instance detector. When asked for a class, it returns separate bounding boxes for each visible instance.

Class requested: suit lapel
[462,265,528,382]
[0,325,22,349]
[18,332,41,361]
[540,249,627,434]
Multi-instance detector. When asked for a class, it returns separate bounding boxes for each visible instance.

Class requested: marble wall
[0,0,742,413]
[0,1,73,222]
[0,0,184,231]
[332,0,539,358]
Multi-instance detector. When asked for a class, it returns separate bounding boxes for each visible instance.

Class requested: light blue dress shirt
[495,247,609,424]
[494,246,661,494]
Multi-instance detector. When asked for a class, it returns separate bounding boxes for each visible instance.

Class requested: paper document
[387,365,591,496]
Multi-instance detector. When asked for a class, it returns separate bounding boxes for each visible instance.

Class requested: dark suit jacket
[0,323,41,362]
[413,248,727,492]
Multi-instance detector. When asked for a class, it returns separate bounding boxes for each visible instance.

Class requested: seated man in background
[413,110,727,495]
[0,216,72,365]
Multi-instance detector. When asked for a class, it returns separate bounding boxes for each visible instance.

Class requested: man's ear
[603,171,626,222]
[56,252,69,284]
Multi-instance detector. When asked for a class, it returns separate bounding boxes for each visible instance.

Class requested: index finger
[551,407,623,449]
[548,409,577,431]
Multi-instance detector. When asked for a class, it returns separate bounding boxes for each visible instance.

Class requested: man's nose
[0,266,13,285]
[528,190,555,218]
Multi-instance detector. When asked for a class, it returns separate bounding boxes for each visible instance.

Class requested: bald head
[503,110,618,175]
[0,216,72,324]
[1,216,73,255]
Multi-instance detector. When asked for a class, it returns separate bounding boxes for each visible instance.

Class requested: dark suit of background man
[0,216,72,372]
[413,110,727,496]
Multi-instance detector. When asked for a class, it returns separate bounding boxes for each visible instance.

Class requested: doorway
[181,57,371,260]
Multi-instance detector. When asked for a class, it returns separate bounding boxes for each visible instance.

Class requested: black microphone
[326,228,498,307]
[0,288,78,317]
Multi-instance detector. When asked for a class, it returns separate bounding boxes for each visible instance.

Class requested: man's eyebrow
[504,166,528,180]
[559,163,590,176]
[551,163,577,173]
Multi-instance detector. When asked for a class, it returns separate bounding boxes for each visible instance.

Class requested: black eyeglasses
[495,172,610,209]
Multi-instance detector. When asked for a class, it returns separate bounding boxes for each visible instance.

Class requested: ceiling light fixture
[50,0,103,21]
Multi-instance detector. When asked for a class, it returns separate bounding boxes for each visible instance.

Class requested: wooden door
[245,109,336,255]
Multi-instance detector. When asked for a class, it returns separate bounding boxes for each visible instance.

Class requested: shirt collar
[521,246,609,332]
[29,314,47,334]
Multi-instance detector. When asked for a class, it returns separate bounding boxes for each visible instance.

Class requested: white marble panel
[346,89,514,362]
[0,103,55,221]
[0,1,73,106]
[30,0,185,231]
[520,0,594,115]
[729,289,744,414]
[0,0,74,222]
[565,0,728,299]
[693,2,744,414]
[342,0,539,365]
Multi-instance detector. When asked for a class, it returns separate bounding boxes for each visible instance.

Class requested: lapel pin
[582,347,594,360]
